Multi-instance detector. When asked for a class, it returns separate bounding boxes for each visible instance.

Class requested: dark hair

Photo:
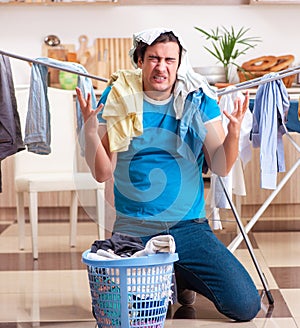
[133,31,182,66]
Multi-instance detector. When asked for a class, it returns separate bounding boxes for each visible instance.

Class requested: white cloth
[211,207,223,230]
[132,235,176,257]
[129,27,217,119]
[209,86,253,229]
[218,86,253,167]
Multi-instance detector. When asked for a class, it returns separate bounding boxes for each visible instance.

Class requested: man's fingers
[96,103,104,113]
[222,109,230,120]
[75,87,91,109]
[75,87,86,107]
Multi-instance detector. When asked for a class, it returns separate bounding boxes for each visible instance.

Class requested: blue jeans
[113,217,261,321]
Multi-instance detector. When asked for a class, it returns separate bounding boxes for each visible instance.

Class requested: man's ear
[137,57,143,68]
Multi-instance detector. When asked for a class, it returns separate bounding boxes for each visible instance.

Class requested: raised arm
[203,91,249,177]
[75,87,116,182]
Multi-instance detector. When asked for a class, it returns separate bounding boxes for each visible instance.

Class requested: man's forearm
[210,131,239,177]
[84,128,114,182]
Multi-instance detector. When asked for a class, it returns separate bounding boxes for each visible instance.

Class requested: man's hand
[223,90,249,137]
[75,87,103,134]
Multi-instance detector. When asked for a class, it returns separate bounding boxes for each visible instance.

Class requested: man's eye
[149,56,159,62]
[166,59,176,64]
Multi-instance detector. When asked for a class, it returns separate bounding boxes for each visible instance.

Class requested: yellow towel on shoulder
[102,69,143,152]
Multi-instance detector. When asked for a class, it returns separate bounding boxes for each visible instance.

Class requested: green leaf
[194,25,262,82]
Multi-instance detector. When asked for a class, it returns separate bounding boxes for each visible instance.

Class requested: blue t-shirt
[98,88,220,222]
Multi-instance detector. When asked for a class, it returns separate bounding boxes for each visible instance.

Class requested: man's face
[137,41,180,100]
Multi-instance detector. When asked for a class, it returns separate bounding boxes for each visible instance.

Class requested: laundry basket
[82,250,178,328]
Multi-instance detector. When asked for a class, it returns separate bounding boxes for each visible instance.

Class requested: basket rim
[82,249,179,268]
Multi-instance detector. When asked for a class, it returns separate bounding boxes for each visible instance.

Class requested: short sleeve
[199,93,221,123]
[96,85,112,123]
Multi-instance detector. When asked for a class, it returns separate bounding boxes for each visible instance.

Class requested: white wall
[1,3,300,84]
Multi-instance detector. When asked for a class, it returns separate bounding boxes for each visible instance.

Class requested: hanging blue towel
[25,57,97,155]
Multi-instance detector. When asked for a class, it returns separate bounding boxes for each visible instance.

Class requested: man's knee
[220,291,261,322]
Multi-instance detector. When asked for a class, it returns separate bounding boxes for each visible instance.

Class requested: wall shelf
[0,0,118,4]
[118,0,249,4]
[250,0,300,4]
[0,0,249,5]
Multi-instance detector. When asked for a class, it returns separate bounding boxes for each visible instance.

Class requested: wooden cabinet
[241,133,300,206]
[0,156,16,208]
[239,88,300,209]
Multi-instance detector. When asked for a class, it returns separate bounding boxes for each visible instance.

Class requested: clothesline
[1,49,300,95]
[217,65,300,96]
[0,49,109,83]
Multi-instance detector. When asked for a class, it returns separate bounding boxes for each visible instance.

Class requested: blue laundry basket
[82,250,178,328]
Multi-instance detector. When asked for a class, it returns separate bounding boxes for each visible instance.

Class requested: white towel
[209,86,253,229]
[132,235,176,257]
[218,86,253,166]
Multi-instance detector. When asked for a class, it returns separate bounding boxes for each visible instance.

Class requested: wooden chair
[14,87,105,260]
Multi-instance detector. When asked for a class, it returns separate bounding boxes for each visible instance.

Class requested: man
[76,28,261,321]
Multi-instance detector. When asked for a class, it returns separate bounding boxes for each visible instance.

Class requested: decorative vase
[193,66,226,85]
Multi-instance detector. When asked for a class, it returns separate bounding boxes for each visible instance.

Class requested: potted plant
[194,26,261,83]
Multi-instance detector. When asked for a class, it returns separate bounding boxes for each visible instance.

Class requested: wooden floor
[0,211,299,328]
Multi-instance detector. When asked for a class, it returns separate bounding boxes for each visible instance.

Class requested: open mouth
[153,75,167,82]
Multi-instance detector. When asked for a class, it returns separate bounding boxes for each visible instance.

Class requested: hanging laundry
[0,55,25,192]
[0,55,25,159]
[209,86,252,229]
[102,69,143,153]
[251,73,290,189]
[25,57,97,155]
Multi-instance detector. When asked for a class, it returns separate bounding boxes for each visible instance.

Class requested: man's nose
[156,59,167,70]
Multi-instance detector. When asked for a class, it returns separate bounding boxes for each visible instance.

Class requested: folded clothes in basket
[90,232,144,257]
[132,235,176,257]
[87,233,176,260]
